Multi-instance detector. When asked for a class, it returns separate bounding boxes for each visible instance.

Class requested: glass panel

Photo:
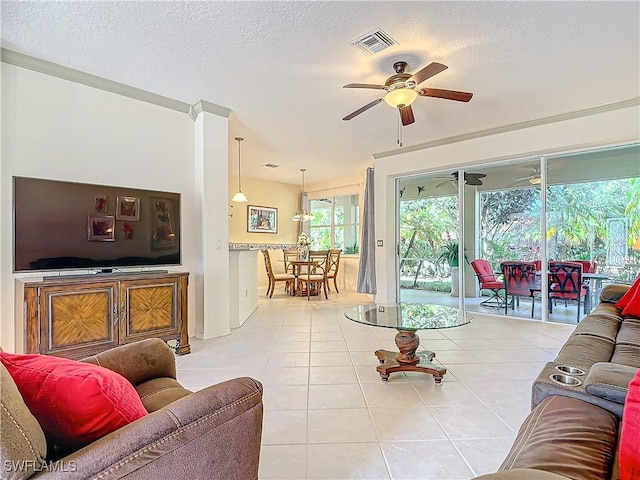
[309,195,359,254]
[310,226,331,250]
[546,144,640,324]
[397,171,460,308]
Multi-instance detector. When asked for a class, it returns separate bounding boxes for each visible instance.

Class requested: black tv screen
[13,177,181,273]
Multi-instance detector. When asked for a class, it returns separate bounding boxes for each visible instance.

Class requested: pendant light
[292,168,313,222]
[231,137,248,203]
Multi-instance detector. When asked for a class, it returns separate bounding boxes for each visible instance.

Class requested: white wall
[1,64,199,351]
[374,105,640,303]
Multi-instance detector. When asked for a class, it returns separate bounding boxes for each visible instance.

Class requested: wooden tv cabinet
[18,271,190,359]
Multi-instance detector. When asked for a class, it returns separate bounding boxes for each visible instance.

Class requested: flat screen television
[13,176,181,273]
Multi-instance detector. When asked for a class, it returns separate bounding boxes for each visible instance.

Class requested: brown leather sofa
[1,338,263,479]
[475,284,639,480]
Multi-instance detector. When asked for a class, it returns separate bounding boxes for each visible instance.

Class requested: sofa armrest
[474,469,570,479]
[80,338,176,386]
[33,377,263,480]
[600,284,630,304]
[584,362,638,404]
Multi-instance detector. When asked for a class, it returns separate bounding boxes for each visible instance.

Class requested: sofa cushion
[555,334,615,369]
[601,283,632,304]
[616,319,640,346]
[0,352,148,451]
[135,377,192,412]
[500,395,618,480]
[0,364,47,480]
[610,343,640,368]
[620,369,640,480]
[583,362,638,403]
[571,312,621,342]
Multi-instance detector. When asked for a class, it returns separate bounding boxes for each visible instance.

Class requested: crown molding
[373,97,640,159]
[189,100,231,120]
[1,48,232,119]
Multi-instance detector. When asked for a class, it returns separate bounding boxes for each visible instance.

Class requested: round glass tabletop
[344,303,468,331]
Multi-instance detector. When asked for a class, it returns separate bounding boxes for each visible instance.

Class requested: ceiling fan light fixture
[384,88,418,108]
[529,176,542,185]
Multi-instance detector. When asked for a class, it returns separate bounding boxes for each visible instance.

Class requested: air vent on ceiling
[262,163,279,169]
[349,28,397,55]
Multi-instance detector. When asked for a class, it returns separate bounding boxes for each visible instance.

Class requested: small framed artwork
[116,196,140,221]
[94,195,108,213]
[151,198,176,250]
[88,215,115,242]
[247,205,278,234]
[122,222,134,240]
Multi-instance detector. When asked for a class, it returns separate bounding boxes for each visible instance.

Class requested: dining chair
[283,249,299,293]
[261,250,295,298]
[548,261,587,322]
[297,250,329,300]
[471,259,505,308]
[326,249,342,293]
[500,261,539,317]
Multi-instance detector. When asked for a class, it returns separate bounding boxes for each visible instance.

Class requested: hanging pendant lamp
[231,137,248,202]
[292,168,313,222]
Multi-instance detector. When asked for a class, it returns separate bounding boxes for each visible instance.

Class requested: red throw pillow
[620,369,640,480]
[621,281,640,318]
[0,352,147,450]
[615,275,640,310]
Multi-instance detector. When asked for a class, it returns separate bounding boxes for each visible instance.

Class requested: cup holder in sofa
[555,365,586,376]
[549,373,582,387]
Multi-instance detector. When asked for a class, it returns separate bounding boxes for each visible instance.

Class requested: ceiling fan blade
[399,105,415,126]
[465,173,486,180]
[466,178,483,186]
[409,62,448,85]
[419,88,473,102]
[343,83,385,89]
[342,98,384,121]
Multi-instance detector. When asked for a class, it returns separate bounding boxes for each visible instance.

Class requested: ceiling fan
[512,168,542,185]
[342,61,473,126]
[435,172,486,188]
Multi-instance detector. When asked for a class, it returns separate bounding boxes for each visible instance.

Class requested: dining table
[289,259,321,296]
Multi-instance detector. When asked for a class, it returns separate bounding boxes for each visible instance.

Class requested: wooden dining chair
[326,249,341,293]
[283,249,299,293]
[261,250,295,298]
[297,250,329,300]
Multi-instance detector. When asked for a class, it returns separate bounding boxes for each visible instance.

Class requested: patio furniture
[471,259,505,308]
[500,261,539,317]
[261,250,295,298]
[548,261,587,322]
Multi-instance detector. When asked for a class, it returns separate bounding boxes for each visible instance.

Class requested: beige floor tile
[453,438,515,476]
[272,341,311,353]
[413,381,483,406]
[310,340,348,352]
[310,351,352,366]
[429,404,514,439]
[311,331,345,341]
[361,383,426,408]
[381,440,474,479]
[354,365,409,384]
[308,384,366,409]
[259,367,309,386]
[262,410,308,445]
[259,444,306,479]
[307,408,377,443]
[369,406,447,442]
[267,352,310,368]
[306,443,390,480]
[309,365,358,384]
[263,385,309,411]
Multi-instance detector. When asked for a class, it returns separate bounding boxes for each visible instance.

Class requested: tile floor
[176,290,576,480]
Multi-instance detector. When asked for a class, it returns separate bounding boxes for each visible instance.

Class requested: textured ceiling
[2,1,639,184]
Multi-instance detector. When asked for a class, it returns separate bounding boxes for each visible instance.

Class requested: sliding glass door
[395,143,639,323]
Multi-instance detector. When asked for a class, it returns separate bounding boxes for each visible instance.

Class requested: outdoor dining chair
[549,261,587,322]
[500,261,539,317]
[471,259,505,308]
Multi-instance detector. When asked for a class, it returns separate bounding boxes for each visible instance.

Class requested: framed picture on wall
[247,205,278,234]
[116,196,140,221]
[87,215,115,241]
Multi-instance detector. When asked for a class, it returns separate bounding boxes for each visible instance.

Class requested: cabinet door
[37,282,119,358]
[119,276,182,344]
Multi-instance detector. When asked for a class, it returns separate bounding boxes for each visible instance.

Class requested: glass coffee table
[345,303,468,383]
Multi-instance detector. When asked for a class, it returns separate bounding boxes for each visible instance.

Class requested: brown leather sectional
[476,284,639,480]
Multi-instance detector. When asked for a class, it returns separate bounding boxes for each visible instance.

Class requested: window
[309,194,359,254]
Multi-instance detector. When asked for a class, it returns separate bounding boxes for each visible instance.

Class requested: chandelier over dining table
[292,168,313,222]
